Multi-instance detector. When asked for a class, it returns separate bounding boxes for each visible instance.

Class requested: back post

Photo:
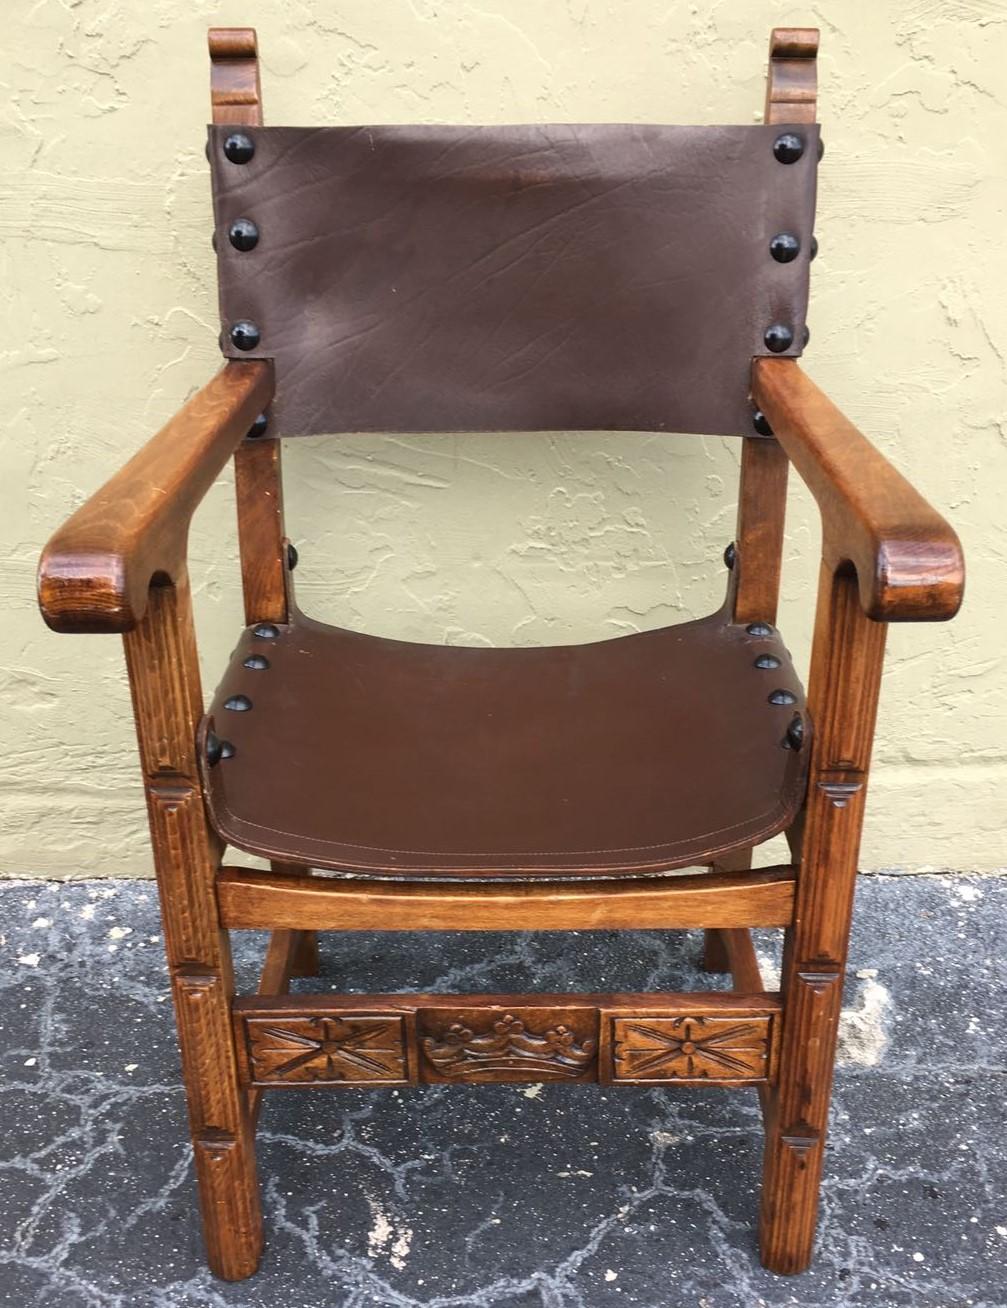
[209,28,289,625]
[731,28,819,626]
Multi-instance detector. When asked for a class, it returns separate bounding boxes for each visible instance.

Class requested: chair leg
[124,581,263,1280]
[758,563,886,1273]
[700,929,731,973]
[702,848,754,973]
[291,930,320,976]
[758,928,844,1273]
[268,865,320,977]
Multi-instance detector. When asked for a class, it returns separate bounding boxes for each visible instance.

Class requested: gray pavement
[1,874,1004,1307]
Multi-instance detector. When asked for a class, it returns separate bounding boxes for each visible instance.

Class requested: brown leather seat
[201,602,809,878]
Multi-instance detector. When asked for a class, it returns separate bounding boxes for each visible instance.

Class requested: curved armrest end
[753,358,965,624]
[860,529,965,623]
[37,546,154,634]
[36,361,273,635]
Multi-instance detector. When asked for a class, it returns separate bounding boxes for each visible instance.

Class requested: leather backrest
[209,122,818,438]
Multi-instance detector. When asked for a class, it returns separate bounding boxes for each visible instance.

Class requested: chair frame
[36,27,964,1281]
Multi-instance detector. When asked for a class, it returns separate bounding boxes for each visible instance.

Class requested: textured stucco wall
[4,2,1005,877]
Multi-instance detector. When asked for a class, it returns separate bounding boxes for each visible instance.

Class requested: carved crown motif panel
[611,1014,772,1084]
[418,1007,598,1082]
[245,1013,409,1086]
[236,998,779,1088]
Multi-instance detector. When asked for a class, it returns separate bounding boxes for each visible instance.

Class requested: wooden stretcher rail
[217,866,796,932]
[234,990,782,1089]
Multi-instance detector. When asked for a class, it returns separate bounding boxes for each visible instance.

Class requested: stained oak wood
[34,21,967,1286]
[763,27,819,125]
[216,866,797,933]
[752,359,965,622]
[720,929,766,994]
[122,579,262,1280]
[730,27,819,627]
[209,26,289,626]
[702,847,754,973]
[38,362,273,633]
[759,563,887,1274]
[233,992,781,1089]
[248,928,308,1128]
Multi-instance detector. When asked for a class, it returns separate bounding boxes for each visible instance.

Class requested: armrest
[752,358,964,621]
[38,360,274,634]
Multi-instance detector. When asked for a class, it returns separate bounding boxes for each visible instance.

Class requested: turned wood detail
[234,994,781,1089]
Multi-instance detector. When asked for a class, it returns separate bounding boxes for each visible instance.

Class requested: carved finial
[208,27,257,60]
[764,27,819,126]
[208,28,262,127]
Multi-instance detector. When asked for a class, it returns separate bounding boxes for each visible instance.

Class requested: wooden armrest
[38,360,274,634]
[752,358,964,621]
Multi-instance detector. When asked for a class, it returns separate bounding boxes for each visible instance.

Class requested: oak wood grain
[731,26,818,625]
[759,563,887,1274]
[233,991,782,1089]
[752,359,965,621]
[38,362,273,633]
[216,866,797,933]
[209,26,290,625]
[123,579,262,1280]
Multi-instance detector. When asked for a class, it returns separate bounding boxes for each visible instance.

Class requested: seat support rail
[217,865,796,933]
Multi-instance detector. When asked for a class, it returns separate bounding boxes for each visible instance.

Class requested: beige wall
[4,2,1004,877]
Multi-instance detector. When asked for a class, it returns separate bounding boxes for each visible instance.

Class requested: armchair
[37,26,963,1281]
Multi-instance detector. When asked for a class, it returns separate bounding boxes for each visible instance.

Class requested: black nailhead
[253,623,279,639]
[247,412,268,439]
[228,218,259,252]
[764,323,794,353]
[204,139,211,163]
[773,132,805,164]
[223,132,255,164]
[205,730,222,766]
[219,739,236,760]
[224,694,253,712]
[817,137,825,162]
[211,230,217,253]
[243,654,270,670]
[802,325,811,348]
[785,714,805,750]
[752,409,774,437]
[770,232,801,263]
[287,542,299,571]
[723,542,736,570]
[746,622,773,637]
[769,688,797,706]
[230,320,260,351]
[810,235,819,261]
[754,654,781,670]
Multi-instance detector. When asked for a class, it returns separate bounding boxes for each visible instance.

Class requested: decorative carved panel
[611,1014,773,1084]
[234,993,780,1088]
[244,1013,409,1087]
[418,1008,597,1082]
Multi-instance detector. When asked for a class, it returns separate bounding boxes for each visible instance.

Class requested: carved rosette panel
[244,1014,409,1087]
[418,1008,598,1083]
[611,1015,772,1084]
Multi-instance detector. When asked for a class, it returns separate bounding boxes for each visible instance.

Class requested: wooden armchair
[37,27,963,1280]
